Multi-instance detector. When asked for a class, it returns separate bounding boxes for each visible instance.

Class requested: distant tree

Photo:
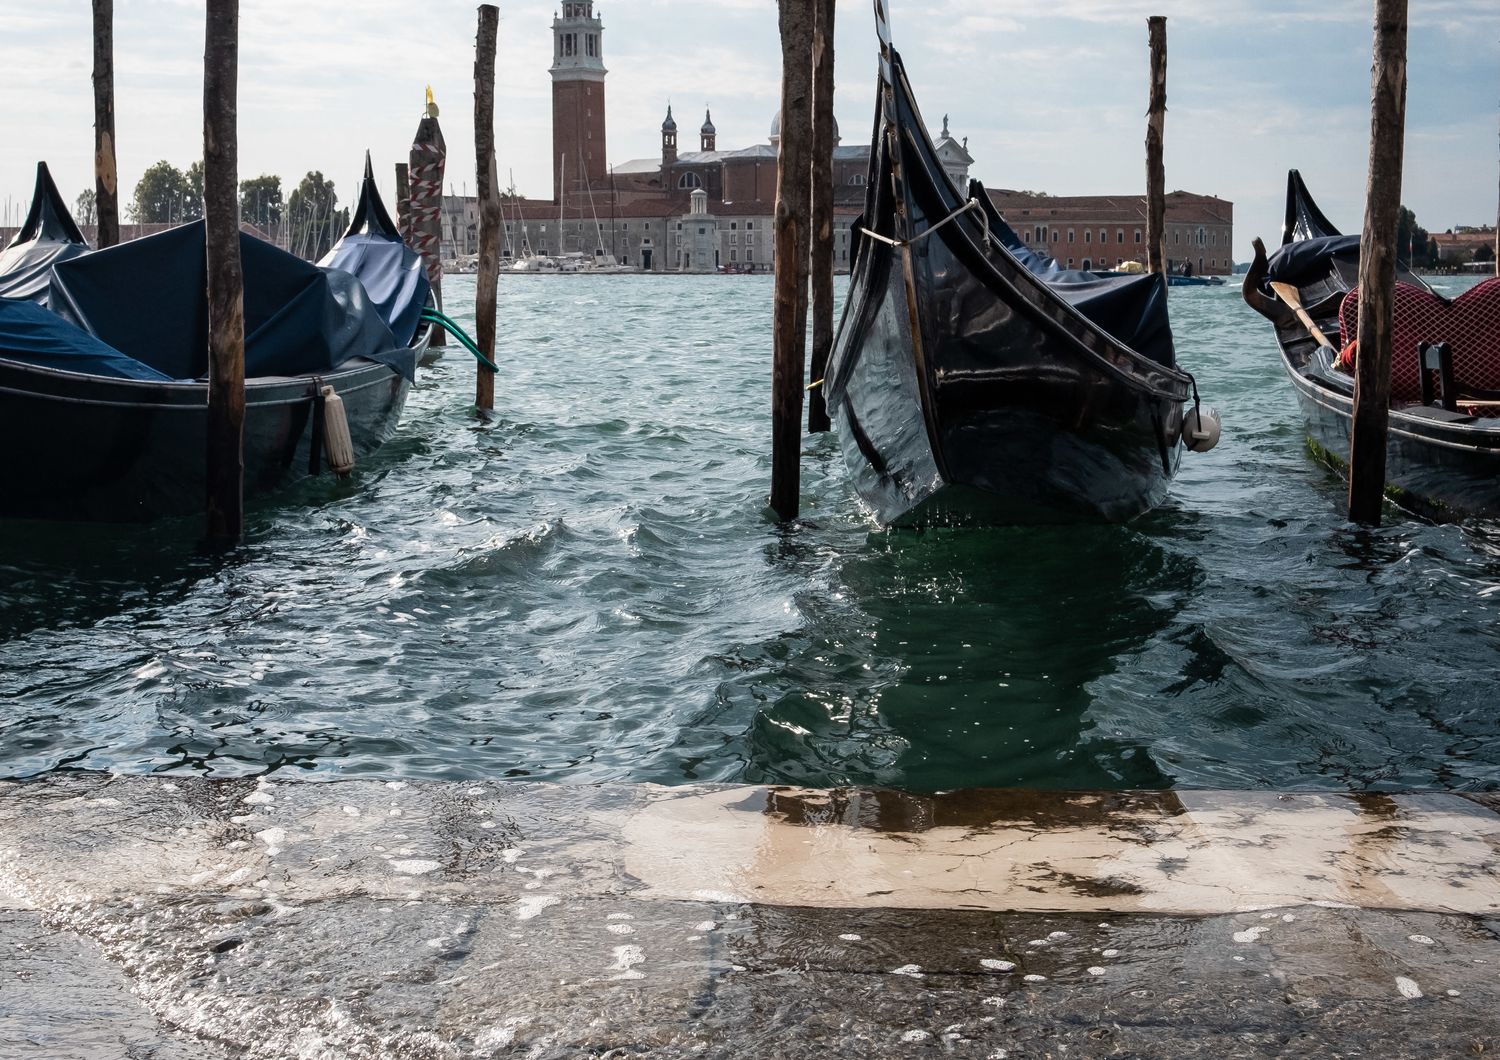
[239,174,283,229]
[75,188,97,226]
[183,161,205,221]
[1395,204,1429,267]
[130,160,202,224]
[286,171,340,260]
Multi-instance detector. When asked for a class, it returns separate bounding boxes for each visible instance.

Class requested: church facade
[438,0,976,273]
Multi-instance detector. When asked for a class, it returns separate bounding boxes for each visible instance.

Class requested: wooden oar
[1269,281,1336,349]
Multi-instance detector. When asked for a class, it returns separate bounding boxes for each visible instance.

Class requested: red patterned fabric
[1340,278,1500,402]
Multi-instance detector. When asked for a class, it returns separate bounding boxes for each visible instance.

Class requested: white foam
[254,827,286,858]
[242,792,274,806]
[608,944,645,980]
[694,921,717,932]
[1023,974,1047,982]
[1087,966,1106,976]
[1396,976,1423,999]
[1102,949,1120,958]
[607,912,634,921]
[693,889,747,904]
[839,933,862,942]
[892,964,925,978]
[1232,926,1269,944]
[980,959,1015,972]
[1408,934,1435,945]
[607,924,635,935]
[341,806,360,817]
[390,859,441,876]
[515,895,559,921]
[901,1030,930,1043]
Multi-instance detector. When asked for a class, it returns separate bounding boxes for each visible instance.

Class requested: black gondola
[0,162,91,304]
[0,160,429,523]
[320,152,438,365]
[1243,170,1500,517]
[824,2,1210,527]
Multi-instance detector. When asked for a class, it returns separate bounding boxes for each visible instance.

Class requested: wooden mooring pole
[395,163,411,241]
[770,0,815,521]
[806,0,836,434]
[1145,16,1167,279]
[203,0,245,548]
[410,95,448,346]
[474,4,501,413]
[1347,0,1408,526]
[91,0,119,248]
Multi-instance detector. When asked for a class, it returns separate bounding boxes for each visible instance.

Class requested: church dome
[701,108,716,135]
[769,110,837,143]
[661,104,677,132]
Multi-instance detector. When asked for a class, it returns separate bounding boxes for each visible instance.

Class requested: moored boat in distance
[1243,170,1500,518]
[824,1,1217,527]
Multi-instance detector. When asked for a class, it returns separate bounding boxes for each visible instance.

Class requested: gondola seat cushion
[1338,279,1500,401]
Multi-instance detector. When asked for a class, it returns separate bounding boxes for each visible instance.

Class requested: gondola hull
[833,228,1183,527]
[826,40,1191,528]
[1275,327,1500,518]
[0,358,411,522]
[1247,170,1500,519]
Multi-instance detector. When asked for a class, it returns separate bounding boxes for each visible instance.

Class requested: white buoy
[1181,405,1221,453]
[321,385,355,477]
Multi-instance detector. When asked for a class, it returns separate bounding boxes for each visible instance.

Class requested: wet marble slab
[1,776,1498,1058]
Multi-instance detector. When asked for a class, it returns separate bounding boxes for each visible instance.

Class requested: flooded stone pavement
[2,776,1498,1058]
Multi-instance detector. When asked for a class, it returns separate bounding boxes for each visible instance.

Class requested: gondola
[0,159,430,523]
[823,1,1215,527]
[320,152,438,365]
[1243,170,1500,517]
[0,162,91,304]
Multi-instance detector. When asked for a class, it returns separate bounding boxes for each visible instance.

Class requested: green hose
[420,309,499,374]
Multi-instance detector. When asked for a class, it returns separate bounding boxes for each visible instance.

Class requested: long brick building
[987,190,1235,276]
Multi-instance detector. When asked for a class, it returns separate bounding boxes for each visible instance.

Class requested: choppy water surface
[2,275,1497,792]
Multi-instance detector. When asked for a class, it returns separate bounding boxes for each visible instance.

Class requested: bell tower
[551,2,607,203]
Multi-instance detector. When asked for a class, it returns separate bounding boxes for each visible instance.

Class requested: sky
[0,0,1495,262]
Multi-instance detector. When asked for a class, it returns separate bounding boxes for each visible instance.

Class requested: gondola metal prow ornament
[859,197,988,250]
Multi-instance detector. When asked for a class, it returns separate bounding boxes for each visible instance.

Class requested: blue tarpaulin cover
[41,221,416,383]
[318,154,430,346]
[0,162,90,305]
[0,297,173,381]
[978,182,1177,368]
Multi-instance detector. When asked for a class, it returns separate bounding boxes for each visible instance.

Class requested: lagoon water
[1,275,1497,793]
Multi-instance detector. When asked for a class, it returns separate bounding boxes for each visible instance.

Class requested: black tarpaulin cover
[1266,234,1362,288]
[319,155,430,346]
[0,162,90,304]
[979,184,1176,367]
[44,222,416,382]
[0,297,173,381]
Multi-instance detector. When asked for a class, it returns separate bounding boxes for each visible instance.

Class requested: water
[2,275,1498,793]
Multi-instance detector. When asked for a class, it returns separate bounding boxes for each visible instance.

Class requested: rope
[860,197,989,250]
[420,309,499,374]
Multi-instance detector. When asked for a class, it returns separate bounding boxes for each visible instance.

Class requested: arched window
[1084,230,1091,244]
[1116,230,1125,244]
[677,172,703,190]
[848,173,866,186]
[1134,229,1142,244]
[1197,227,1206,246]
[1051,231,1059,243]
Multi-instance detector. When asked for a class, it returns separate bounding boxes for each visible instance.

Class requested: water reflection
[732,523,1201,791]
